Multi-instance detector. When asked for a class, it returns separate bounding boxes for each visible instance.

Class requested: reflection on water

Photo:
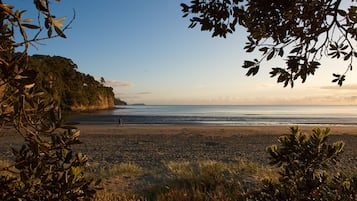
[69,105,357,126]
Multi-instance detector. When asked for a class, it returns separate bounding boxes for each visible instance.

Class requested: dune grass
[91,159,278,201]
[2,152,356,200]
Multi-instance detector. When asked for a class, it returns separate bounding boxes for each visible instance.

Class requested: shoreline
[1,124,356,171]
[76,124,357,136]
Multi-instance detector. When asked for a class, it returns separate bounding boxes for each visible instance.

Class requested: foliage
[181,0,357,87]
[28,55,115,110]
[0,127,99,200]
[251,127,356,200]
[24,142,352,201]
[0,0,100,200]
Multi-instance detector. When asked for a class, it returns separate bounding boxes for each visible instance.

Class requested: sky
[9,0,357,105]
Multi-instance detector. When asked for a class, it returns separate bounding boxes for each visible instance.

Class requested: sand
[1,125,357,170]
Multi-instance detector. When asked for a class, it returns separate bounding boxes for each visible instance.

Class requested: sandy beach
[2,125,356,169]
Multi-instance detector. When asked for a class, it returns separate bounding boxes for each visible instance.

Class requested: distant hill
[26,55,124,111]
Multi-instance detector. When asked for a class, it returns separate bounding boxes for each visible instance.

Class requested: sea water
[70,105,357,126]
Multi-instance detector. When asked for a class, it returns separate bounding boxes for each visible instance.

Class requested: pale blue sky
[11,0,357,105]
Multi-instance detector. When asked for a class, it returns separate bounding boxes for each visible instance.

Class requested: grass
[90,159,278,201]
[89,158,357,200]
[2,158,356,200]
[87,162,145,180]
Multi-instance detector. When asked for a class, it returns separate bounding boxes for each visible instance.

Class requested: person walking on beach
[118,118,123,126]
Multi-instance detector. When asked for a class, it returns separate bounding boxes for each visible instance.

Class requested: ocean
[68,105,357,126]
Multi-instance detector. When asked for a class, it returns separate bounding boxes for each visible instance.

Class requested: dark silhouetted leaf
[246,66,259,76]
[21,24,40,29]
[54,26,66,38]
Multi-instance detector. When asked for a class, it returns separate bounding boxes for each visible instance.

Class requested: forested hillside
[27,55,124,111]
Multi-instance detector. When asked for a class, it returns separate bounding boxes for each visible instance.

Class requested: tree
[0,0,99,199]
[181,0,357,87]
[100,77,106,85]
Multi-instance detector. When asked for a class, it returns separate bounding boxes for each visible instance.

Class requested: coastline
[67,105,357,127]
[76,124,357,136]
[1,124,356,169]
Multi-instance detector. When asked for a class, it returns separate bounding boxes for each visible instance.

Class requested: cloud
[116,91,152,96]
[114,91,152,104]
[320,84,357,90]
[103,80,134,88]
[255,83,276,89]
[136,92,152,95]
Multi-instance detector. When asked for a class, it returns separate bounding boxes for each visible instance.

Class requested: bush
[0,128,99,200]
[251,126,356,200]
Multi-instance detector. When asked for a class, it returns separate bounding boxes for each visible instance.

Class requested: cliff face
[69,91,115,112]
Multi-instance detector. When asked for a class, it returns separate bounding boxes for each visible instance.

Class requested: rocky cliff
[69,90,115,112]
[28,55,118,112]
[66,86,116,112]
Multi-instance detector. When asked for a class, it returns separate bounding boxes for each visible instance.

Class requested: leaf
[22,18,33,23]
[340,44,348,50]
[22,23,40,29]
[277,74,286,83]
[242,60,256,68]
[329,42,338,50]
[267,50,275,60]
[332,74,345,86]
[278,48,284,57]
[290,46,301,54]
[246,66,259,76]
[259,47,269,53]
[24,83,35,89]
[332,73,340,78]
[54,26,66,38]
[338,75,345,86]
[47,27,53,37]
[338,9,347,16]
[230,17,237,31]
[0,4,14,14]
[344,52,352,61]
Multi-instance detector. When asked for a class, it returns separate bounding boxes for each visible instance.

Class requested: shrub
[251,126,356,200]
[0,128,99,200]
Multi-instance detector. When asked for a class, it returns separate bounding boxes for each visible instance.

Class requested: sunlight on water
[73,105,357,126]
